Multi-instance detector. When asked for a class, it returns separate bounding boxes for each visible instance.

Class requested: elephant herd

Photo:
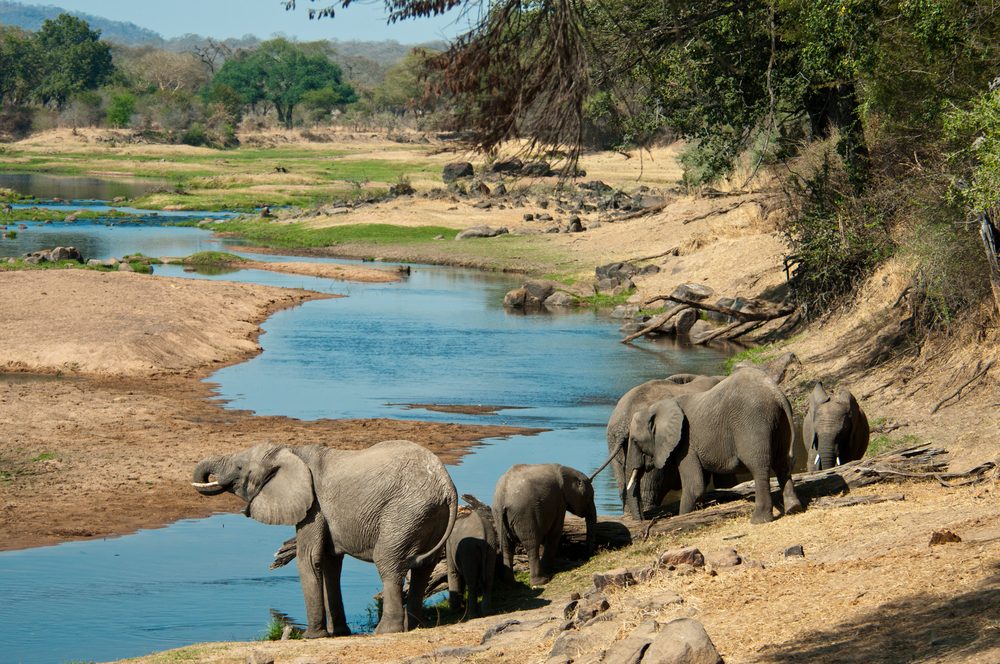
[190,366,868,638]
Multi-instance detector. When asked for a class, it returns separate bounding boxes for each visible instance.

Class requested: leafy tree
[106,91,136,128]
[0,26,39,107]
[33,14,113,108]
[371,49,438,116]
[211,38,355,128]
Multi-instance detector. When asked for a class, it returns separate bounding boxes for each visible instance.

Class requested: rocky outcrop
[455,225,509,240]
[504,280,579,310]
[24,246,83,264]
[442,162,474,183]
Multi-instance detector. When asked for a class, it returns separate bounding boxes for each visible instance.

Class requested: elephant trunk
[623,443,645,520]
[191,456,230,495]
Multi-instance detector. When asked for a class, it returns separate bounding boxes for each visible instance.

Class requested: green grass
[0,258,107,272]
[576,288,636,309]
[1,208,140,222]
[866,433,920,457]
[211,219,460,248]
[31,452,56,462]
[182,251,249,265]
[258,618,302,641]
[722,342,779,374]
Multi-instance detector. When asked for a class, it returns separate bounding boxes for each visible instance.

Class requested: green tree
[372,49,436,116]
[33,14,114,108]
[211,38,355,128]
[106,91,136,128]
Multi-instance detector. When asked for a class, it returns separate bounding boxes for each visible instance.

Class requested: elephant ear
[810,382,831,408]
[652,399,685,470]
[248,447,314,526]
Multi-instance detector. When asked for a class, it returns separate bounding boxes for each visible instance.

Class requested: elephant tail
[408,473,458,569]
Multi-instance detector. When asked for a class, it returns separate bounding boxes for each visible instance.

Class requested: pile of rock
[595,261,661,293]
[23,246,83,264]
[503,280,578,309]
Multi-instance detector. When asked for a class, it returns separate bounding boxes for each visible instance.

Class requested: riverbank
[0,270,535,550]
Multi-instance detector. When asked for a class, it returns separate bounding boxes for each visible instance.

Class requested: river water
[0,201,728,663]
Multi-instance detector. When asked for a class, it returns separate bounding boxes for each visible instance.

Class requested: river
[0,195,728,663]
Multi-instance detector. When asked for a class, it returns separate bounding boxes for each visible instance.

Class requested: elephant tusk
[191,481,220,489]
[626,469,639,492]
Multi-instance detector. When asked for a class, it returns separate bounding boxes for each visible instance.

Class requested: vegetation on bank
[181,251,249,265]
[211,219,459,248]
[1,207,142,222]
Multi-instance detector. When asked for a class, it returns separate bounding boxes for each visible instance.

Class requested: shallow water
[0,220,728,663]
[0,173,169,201]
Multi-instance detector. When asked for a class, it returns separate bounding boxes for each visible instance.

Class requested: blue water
[0,217,728,663]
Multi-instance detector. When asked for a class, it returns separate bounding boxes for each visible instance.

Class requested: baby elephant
[493,463,596,587]
[804,383,870,471]
[446,495,498,619]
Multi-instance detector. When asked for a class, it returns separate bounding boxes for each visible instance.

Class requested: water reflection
[0,173,169,201]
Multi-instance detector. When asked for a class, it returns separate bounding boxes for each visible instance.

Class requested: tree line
[0,13,442,144]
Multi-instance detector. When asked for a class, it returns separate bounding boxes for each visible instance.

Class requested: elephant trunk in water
[191,456,231,496]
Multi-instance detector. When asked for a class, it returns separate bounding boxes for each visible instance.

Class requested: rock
[611,281,635,296]
[24,254,44,264]
[707,297,737,323]
[491,158,523,174]
[643,618,724,664]
[473,200,493,209]
[545,225,561,234]
[544,291,577,308]
[537,213,553,221]
[581,180,613,192]
[586,220,602,230]
[704,548,741,569]
[524,280,556,302]
[624,591,684,613]
[86,259,102,266]
[595,261,640,283]
[574,596,611,625]
[524,213,535,221]
[610,304,639,319]
[118,261,135,272]
[593,568,635,591]
[246,650,274,664]
[494,183,508,196]
[670,283,715,301]
[567,216,584,232]
[443,162,474,182]
[405,645,490,663]
[596,277,619,293]
[687,319,714,343]
[480,619,521,644]
[522,161,553,176]
[50,246,82,262]
[601,618,661,664]
[673,308,699,336]
[658,546,705,568]
[929,530,962,545]
[784,544,805,558]
[434,234,445,240]
[758,351,801,384]
[456,225,508,239]
[549,618,619,658]
[640,264,661,275]
[472,181,492,196]
[504,288,528,308]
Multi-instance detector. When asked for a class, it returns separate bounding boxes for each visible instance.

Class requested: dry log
[681,200,755,224]
[691,320,744,345]
[641,294,796,322]
[621,305,690,344]
[628,246,680,263]
[609,203,669,222]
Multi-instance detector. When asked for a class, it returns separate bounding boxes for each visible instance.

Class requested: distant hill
[0,1,164,45]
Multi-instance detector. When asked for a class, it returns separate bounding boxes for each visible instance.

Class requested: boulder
[504,288,528,308]
[523,213,535,221]
[784,545,805,558]
[544,291,577,308]
[567,216,584,233]
[593,568,635,591]
[524,280,556,303]
[596,277,620,293]
[687,319,714,343]
[472,181,491,196]
[246,650,274,664]
[642,618,724,664]
[581,180,613,192]
[521,161,553,177]
[456,225,509,240]
[601,619,661,664]
[442,162,474,183]
[704,548,741,570]
[707,297,737,323]
[491,158,523,174]
[658,546,705,568]
[118,262,135,272]
[673,308,699,336]
[548,618,619,659]
[670,283,715,301]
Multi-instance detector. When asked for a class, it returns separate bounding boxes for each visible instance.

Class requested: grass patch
[182,251,249,265]
[0,259,106,272]
[1,208,141,222]
[30,452,56,462]
[258,618,302,641]
[722,343,779,374]
[212,219,460,249]
[577,288,636,309]
[867,433,920,457]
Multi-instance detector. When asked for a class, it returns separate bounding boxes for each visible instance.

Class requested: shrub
[106,92,136,128]
[180,123,208,147]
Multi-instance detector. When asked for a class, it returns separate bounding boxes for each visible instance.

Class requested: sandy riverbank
[0,270,535,550]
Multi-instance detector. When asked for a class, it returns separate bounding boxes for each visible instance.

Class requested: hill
[0,0,163,45]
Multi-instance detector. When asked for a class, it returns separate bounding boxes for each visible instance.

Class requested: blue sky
[16,0,475,43]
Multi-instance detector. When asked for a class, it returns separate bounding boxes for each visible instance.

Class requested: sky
[15,0,475,43]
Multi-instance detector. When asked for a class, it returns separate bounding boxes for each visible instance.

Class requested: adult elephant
[191,439,457,637]
[626,367,802,524]
[803,383,870,471]
[606,373,723,519]
[493,463,596,587]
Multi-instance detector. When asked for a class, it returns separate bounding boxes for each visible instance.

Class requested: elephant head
[560,466,597,555]
[626,398,687,490]
[803,383,869,470]
[192,443,315,526]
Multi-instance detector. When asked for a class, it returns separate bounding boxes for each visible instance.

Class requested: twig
[621,305,690,343]
[681,200,753,225]
[930,360,994,414]
[628,246,679,263]
[608,203,669,222]
[642,516,662,541]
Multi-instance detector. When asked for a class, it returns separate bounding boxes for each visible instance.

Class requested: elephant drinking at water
[191,439,457,637]
[626,367,802,523]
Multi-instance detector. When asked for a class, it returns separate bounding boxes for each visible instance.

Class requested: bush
[0,106,35,139]
[180,123,208,147]
[106,92,137,128]
[60,91,103,128]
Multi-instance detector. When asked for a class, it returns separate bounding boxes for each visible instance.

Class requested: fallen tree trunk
[621,305,690,344]
[642,294,796,322]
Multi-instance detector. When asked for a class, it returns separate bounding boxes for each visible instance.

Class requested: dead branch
[608,203,669,222]
[691,320,744,345]
[681,199,755,224]
[721,319,767,341]
[628,246,679,263]
[621,305,690,343]
[641,294,795,321]
[930,360,994,414]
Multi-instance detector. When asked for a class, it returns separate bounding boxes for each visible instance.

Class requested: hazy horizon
[7,0,473,44]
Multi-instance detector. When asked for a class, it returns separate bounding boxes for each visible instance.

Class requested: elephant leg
[321,553,350,636]
[524,538,548,586]
[481,549,496,616]
[749,466,775,524]
[677,456,706,515]
[539,513,565,581]
[465,559,482,619]
[499,529,517,584]
[447,562,464,613]
[374,563,406,634]
[406,562,434,630]
[296,517,331,638]
[772,453,803,516]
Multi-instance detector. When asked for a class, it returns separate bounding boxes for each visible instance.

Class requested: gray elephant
[492,463,596,586]
[803,383,870,471]
[191,439,457,637]
[446,495,498,619]
[606,373,723,519]
[626,367,802,524]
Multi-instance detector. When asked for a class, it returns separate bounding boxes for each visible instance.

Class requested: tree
[371,49,438,116]
[33,14,113,108]
[211,38,355,129]
[0,26,39,107]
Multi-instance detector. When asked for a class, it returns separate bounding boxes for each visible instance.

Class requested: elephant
[606,373,724,519]
[803,383,870,471]
[191,439,457,637]
[626,367,802,524]
[445,495,498,619]
[493,463,596,587]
